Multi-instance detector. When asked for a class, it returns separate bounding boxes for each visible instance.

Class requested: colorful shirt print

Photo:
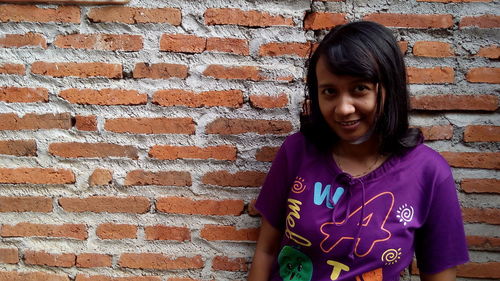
[255,132,469,281]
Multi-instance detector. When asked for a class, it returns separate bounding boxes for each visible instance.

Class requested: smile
[337,120,360,126]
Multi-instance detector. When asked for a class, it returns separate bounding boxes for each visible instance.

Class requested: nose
[335,96,355,116]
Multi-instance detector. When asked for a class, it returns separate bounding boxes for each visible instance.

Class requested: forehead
[315,56,370,86]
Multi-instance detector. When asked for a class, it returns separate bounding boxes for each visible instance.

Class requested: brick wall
[0,0,498,280]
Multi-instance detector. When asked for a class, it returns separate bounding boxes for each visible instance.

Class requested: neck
[333,134,381,160]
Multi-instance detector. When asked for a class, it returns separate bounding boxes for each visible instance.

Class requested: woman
[248,21,468,281]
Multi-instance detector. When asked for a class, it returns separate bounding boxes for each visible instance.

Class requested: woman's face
[316,56,382,145]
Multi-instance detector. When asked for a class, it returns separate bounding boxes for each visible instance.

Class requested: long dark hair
[301,21,422,155]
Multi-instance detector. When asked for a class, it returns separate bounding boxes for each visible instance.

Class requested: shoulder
[280,132,320,158]
[396,143,453,180]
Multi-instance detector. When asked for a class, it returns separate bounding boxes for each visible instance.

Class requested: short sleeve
[254,138,294,231]
[415,174,469,273]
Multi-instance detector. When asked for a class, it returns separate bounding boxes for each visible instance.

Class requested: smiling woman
[248,21,469,281]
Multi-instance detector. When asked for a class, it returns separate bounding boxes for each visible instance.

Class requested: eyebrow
[317,79,372,88]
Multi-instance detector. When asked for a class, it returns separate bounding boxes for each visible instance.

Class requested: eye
[354,84,370,92]
[297,264,303,271]
[321,88,336,96]
[287,263,293,269]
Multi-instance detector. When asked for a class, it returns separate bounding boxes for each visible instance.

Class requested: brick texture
[88,7,181,25]
[59,89,147,105]
[104,118,195,134]
[255,146,280,162]
[133,63,188,79]
[467,236,500,251]
[24,250,75,267]
[419,125,453,140]
[477,45,500,59]
[407,67,454,84]
[363,13,453,28]
[96,223,138,239]
[206,118,293,135]
[202,171,266,187]
[156,197,244,216]
[0,113,72,130]
[200,225,259,241]
[49,142,138,159]
[75,115,98,131]
[89,169,113,186]
[249,93,289,109]
[144,225,191,241]
[413,41,454,57]
[32,62,122,78]
[212,256,248,271]
[124,170,192,186]
[0,33,47,48]
[0,248,18,264]
[464,125,500,142]
[204,8,294,27]
[304,12,347,30]
[59,196,150,213]
[0,271,69,281]
[0,196,52,212]
[0,168,75,184]
[153,89,243,108]
[0,63,25,75]
[119,253,203,270]
[460,15,500,28]
[0,223,87,240]
[0,87,48,103]
[76,253,112,268]
[441,152,500,169]
[466,67,500,83]
[461,178,499,194]
[203,65,262,81]
[54,34,143,51]
[75,275,161,281]
[149,145,237,160]
[0,4,80,23]
[0,140,37,156]
[410,94,498,111]
[462,208,500,224]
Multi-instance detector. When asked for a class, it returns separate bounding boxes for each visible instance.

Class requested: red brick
[202,171,266,187]
[461,178,500,194]
[413,41,454,57]
[462,207,500,224]
[49,142,138,159]
[153,89,243,108]
[410,94,498,111]
[200,225,258,241]
[0,87,48,103]
[259,42,311,58]
[75,275,161,281]
[0,63,25,75]
[399,41,409,54]
[96,223,137,239]
[149,145,237,161]
[0,248,18,264]
[466,67,500,83]
[0,196,52,212]
[248,199,260,216]
[206,37,249,55]
[75,115,97,131]
[0,5,80,23]
[76,253,112,268]
[105,117,195,134]
[460,15,500,28]
[0,223,87,240]
[24,250,75,267]
[407,67,454,84]
[417,0,492,2]
[304,12,347,30]
[255,146,279,162]
[206,118,292,135]
[88,7,181,25]
[119,253,203,270]
[249,93,288,109]
[32,62,122,78]
[54,34,142,51]
[89,169,113,186]
[477,45,500,59]
[0,33,47,48]
[212,256,248,271]
[160,34,206,53]
[0,113,71,131]
[457,262,500,278]
[441,152,499,169]
[0,167,75,184]
[467,235,500,251]
[156,197,244,216]
[60,88,146,105]
[0,140,37,156]
[0,271,70,281]
[418,125,453,140]
[133,63,188,79]
[364,13,453,28]
[59,196,150,214]
[203,65,262,81]
[204,8,293,27]
[124,170,192,186]
[144,225,191,241]
[464,125,500,142]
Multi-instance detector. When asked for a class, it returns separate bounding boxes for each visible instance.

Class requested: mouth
[337,120,360,126]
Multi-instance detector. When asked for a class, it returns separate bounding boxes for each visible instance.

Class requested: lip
[336,119,360,129]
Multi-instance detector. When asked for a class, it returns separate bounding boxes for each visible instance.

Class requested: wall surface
[0,0,498,280]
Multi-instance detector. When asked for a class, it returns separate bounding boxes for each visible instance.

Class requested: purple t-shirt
[255,132,469,281]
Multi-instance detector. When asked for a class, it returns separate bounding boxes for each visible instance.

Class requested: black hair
[300,21,422,155]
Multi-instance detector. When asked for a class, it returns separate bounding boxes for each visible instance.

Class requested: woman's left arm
[420,267,456,281]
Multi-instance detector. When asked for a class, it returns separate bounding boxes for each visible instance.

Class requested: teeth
[340,120,358,126]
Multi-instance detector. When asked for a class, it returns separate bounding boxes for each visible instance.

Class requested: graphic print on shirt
[278,246,313,281]
[292,176,307,194]
[381,248,402,265]
[313,182,345,209]
[396,204,414,226]
[319,192,395,257]
[286,198,312,247]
